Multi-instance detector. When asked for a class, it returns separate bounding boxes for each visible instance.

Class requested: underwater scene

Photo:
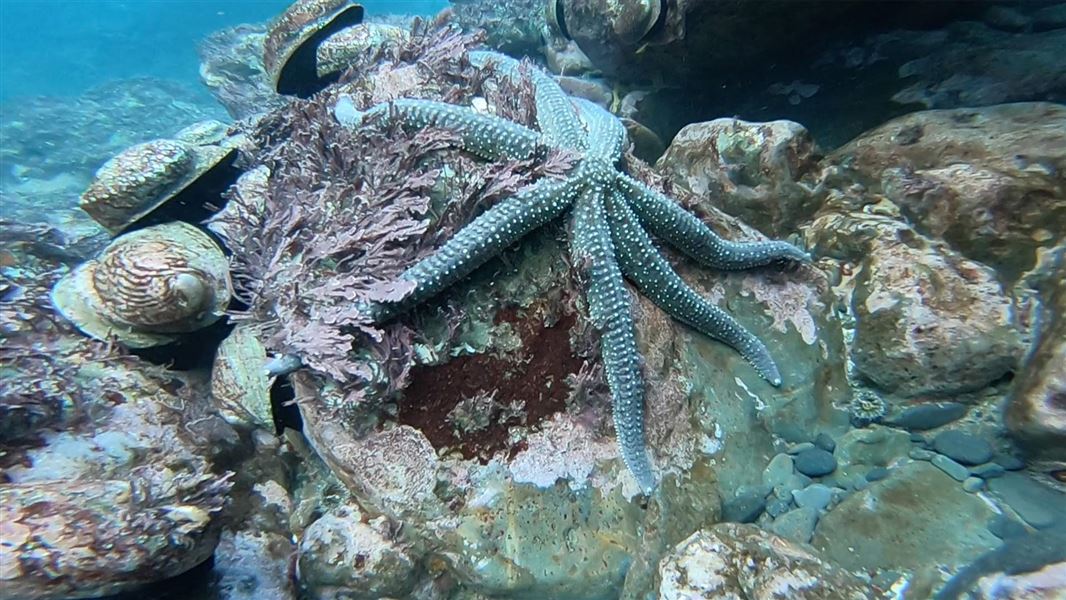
[1,0,1065,598]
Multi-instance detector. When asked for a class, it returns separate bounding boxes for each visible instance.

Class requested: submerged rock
[932,430,994,466]
[812,461,1000,577]
[0,475,231,600]
[655,117,825,237]
[205,21,852,598]
[1006,245,1066,462]
[834,426,911,471]
[298,503,417,599]
[822,212,1023,397]
[542,0,966,87]
[970,562,1066,600]
[198,23,287,120]
[830,103,1066,282]
[885,402,968,431]
[0,331,240,599]
[986,472,1064,531]
[890,24,1066,110]
[658,523,875,599]
[794,448,837,478]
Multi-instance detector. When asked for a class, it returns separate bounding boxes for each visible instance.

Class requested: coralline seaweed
[213,22,571,410]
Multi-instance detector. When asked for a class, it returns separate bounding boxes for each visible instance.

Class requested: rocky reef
[3,1,1066,599]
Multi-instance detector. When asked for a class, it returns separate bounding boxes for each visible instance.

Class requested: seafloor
[1,1,1064,599]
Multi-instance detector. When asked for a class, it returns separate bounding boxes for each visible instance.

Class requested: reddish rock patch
[398,305,583,462]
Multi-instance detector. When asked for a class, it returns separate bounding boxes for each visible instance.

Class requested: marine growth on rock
[309,49,807,491]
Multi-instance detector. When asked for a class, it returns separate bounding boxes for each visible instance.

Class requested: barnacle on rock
[79,129,241,235]
[51,222,232,348]
[849,388,887,426]
[263,0,365,97]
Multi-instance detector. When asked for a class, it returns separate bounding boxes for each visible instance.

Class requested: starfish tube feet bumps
[572,186,656,492]
[618,174,811,270]
[605,191,783,386]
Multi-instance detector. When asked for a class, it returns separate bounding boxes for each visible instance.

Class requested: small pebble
[988,473,1062,529]
[983,5,1032,31]
[873,571,906,592]
[887,402,967,431]
[866,467,890,482]
[832,487,849,504]
[774,473,812,500]
[787,442,816,455]
[770,506,819,544]
[766,497,792,518]
[794,448,837,477]
[735,483,772,499]
[932,430,994,465]
[932,454,969,482]
[722,493,767,523]
[763,453,794,489]
[971,463,1006,480]
[910,433,927,444]
[792,484,834,511]
[909,448,935,461]
[994,454,1026,471]
[813,433,836,453]
[962,477,985,493]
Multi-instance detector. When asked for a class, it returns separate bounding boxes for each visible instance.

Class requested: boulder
[812,462,1000,575]
[829,103,1066,282]
[845,214,1023,397]
[656,117,823,236]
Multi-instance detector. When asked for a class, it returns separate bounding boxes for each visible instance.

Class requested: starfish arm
[572,98,626,164]
[605,190,782,386]
[343,98,543,160]
[617,173,810,270]
[469,50,587,152]
[571,186,656,493]
[371,175,578,322]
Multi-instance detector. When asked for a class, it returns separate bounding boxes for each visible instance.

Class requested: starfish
[341,51,808,492]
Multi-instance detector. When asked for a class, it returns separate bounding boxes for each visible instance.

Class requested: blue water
[0,0,447,100]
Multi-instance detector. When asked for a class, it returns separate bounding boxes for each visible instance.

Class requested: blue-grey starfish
[341,51,808,492]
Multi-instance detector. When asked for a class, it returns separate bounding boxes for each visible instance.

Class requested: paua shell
[210,326,275,430]
[545,0,572,40]
[315,22,408,79]
[51,222,232,348]
[173,118,232,146]
[263,0,365,97]
[547,0,663,45]
[79,128,241,235]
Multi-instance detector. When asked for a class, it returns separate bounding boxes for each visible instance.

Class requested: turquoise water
[0,0,446,99]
